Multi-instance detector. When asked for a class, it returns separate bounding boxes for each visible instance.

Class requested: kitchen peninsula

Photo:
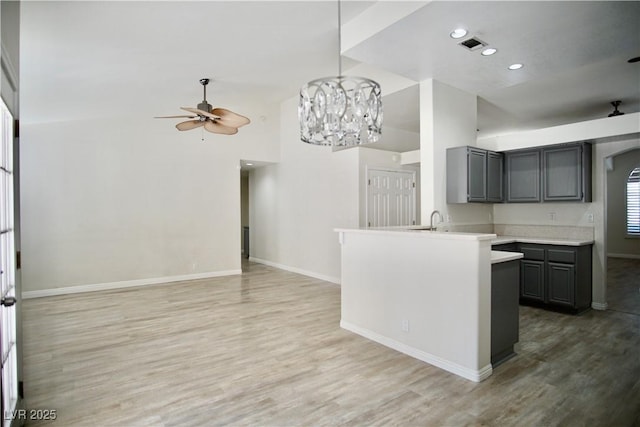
[336,227,519,382]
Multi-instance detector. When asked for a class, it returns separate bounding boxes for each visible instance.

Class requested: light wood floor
[607,257,640,316]
[21,261,640,426]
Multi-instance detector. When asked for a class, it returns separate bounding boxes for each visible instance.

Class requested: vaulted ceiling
[20,1,640,152]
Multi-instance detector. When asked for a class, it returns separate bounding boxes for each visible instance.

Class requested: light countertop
[491,250,524,264]
[335,227,496,242]
[492,235,594,247]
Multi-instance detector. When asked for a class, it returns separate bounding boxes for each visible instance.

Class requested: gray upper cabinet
[447,146,503,203]
[506,149,541,202]
[505,142,592,203]
[487,152,504,202]
[467,148,487,202]
[542,143,592,202]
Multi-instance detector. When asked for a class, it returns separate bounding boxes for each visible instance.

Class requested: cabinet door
[467,148,487,202]
[520,260,545,302]
[487,151,504,202]
[547,262,576,307]
[506,150,541,202]
[543,145,582,201]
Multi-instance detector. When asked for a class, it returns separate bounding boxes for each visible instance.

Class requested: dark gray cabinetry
[487,152,504,202]
[517,243,592,312]
[542,143,592,202]
[491,260,519,366]
[521,260,545,302]
[505,150,541,202]
[446,146,503,203]
[492,243,518,252]
[468,148,487,201]
[505,143,592,203]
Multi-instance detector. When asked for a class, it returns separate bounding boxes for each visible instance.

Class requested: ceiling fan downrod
[198,78,212,113]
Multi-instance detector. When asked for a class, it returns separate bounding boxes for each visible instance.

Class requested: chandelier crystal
[299,76,382,146]
[298,0,382,147]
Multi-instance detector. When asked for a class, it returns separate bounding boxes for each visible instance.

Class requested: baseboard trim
[249,257,341,285]
[592,301,608,311]
[340,320,492,383]
[22,270,242,299]
[607,253,640,260]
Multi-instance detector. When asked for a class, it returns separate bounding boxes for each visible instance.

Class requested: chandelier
[298,2,383,147]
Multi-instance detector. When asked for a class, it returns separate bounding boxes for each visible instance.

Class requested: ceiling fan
[156,78,250,135]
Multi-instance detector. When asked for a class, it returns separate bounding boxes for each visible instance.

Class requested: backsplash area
[493,224,594,241]
[440,223,594,241]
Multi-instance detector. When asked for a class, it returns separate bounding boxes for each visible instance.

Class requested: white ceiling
[20,1,640,152]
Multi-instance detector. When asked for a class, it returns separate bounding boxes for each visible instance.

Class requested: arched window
[628,167,640,235]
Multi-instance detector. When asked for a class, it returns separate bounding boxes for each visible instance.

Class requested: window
[627,167,640,235]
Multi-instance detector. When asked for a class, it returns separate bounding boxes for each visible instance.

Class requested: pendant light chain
[338,0,342,77]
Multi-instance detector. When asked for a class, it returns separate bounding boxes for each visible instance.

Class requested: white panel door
[0,99,18,425]
[367,169,416,227]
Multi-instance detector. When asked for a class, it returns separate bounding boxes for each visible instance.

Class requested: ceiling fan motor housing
[198,101,213,113]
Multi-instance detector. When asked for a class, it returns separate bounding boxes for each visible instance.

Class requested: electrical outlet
[587,213,594,223]
[549,212,556,221]
[446,214,452,223]
[401,319,410,332]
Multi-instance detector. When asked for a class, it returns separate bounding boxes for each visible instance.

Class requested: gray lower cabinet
[506,149,541,202]
[547,262,576,307]
[517,243,592,312]
[521,260,545,302]
[491,259,519,366]
[446,146,503,203]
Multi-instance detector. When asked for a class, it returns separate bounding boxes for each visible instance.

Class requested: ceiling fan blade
[211,108,251,128]
[204,120,238,135]
[176,120,205,131]
[155,115,197,119]
[181,107,220,120]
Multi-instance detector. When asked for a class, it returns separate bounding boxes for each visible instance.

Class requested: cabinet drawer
[548,249,576,264]
[519,246,545,261]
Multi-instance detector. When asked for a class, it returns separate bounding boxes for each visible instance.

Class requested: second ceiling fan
[156,78,250,135]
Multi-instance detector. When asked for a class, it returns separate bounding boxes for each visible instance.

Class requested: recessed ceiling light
[508,63,524,70]
[450,28,467,39]
[246,163,253,166]
[481,48,497,56]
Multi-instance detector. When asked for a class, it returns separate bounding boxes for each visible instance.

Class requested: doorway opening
[605,148,640,315]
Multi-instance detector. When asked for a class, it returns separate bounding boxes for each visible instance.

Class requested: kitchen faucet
[430,210,442,231]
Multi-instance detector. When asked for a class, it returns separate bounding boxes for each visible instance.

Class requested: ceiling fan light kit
[156,78,250,136]
[298,0,383,147]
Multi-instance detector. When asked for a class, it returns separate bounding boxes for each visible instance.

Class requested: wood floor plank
[20,261,640,426]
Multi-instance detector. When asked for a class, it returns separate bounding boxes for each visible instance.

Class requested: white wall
[20,104,280,293]
[606,148,640,257]
[420,79,493,227]
[249,96,360,283]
